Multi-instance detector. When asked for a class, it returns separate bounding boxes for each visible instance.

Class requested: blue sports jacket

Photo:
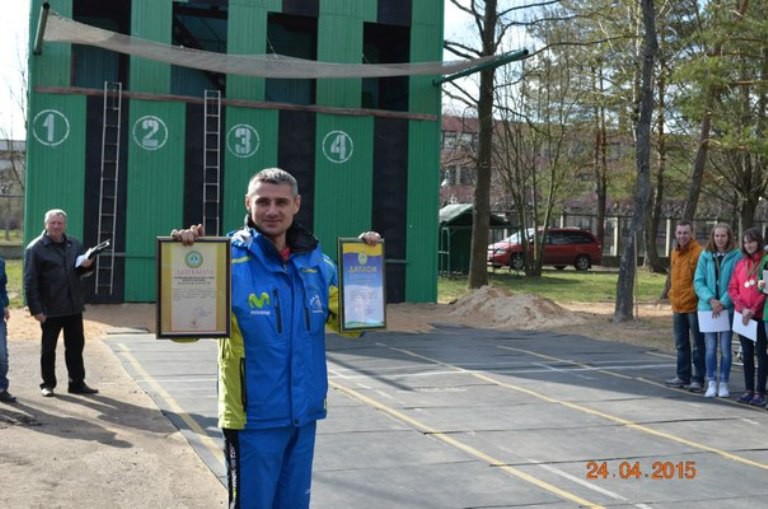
[694,248,740,312]
[219,222,344,430]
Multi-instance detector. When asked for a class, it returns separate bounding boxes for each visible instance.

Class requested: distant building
[0,140,25,231]
[440,115,478,206]
[439,114,638,219]
[439,115,508,210]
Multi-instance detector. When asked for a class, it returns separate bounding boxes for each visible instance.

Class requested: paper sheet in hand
[733,311,758,341]
[85,239,111,259]
[698,311,731,333]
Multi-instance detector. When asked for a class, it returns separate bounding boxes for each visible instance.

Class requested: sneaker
[665,377,688,388]
[717,382,730,398]
[68,383,98,395]
[749,393,766,406]
[704,381,717,398]
[0,390,16,403]
[41,387,55,397]
[688,381,703,393]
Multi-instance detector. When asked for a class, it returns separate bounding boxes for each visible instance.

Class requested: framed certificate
[156,237,231,339]
[337,238,387,332]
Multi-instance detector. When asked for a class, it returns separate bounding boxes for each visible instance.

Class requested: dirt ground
[7,285,674,353]
[0,288,675,508]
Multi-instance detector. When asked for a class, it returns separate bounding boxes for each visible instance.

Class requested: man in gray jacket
[24,209,98,397]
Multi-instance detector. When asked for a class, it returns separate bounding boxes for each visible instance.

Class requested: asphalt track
[105,325,768,508]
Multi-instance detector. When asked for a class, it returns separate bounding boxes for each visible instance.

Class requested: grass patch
[4,257,666,311]
[4,259,23,308]
[439,268,667,305]
[0,230,23,246]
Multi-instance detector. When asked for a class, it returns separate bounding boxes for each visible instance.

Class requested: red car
[487,228,602,271]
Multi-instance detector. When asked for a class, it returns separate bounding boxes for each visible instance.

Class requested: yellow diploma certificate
[156,237,231,339]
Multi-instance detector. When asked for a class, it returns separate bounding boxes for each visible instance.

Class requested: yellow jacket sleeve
[326,284,362,338]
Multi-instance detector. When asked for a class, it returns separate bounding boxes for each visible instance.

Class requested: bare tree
[444,0,536,288]
[494,52,585,275]
[643,17,669,274]
[614,0,657,322]
[680,0,750,222]
[0,33,28,239]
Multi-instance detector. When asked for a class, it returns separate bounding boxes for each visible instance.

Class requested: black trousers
[40,314,86,389]
[741,323,768,394]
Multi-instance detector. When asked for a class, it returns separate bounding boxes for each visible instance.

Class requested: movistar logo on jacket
[248,292,271,315]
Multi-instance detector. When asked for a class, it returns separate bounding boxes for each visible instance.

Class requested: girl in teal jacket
[694,223,740,398]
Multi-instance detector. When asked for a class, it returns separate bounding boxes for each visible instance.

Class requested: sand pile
[448,285,586,330]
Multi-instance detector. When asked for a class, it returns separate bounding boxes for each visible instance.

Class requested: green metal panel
[404,5,443,301]
[409,22,443,115]
[24,94,88,246]
[313,114,373,260]
[124,101,187,302]
[412,0,443,28]
[321,0,376,19]
[29,0,72,88]
[130,0,171,93]
[406,119,440,302]
[231,0,280,8]
[222,107,279,232]
[316,15,362,107]
[227,1,276,101]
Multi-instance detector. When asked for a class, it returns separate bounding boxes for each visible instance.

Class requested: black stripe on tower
[183,102,227,235]
[82,95,128,304]
[183,103,205,229]
[372,117,408,303]
[282,0,319,17]
[278,110,316,232]
[378,0,412,27]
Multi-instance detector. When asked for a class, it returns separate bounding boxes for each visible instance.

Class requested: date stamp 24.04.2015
[585,460,697,480]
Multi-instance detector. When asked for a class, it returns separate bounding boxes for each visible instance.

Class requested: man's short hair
[44,209,67,224]
[676,220,693,231]
[247,168,299,197]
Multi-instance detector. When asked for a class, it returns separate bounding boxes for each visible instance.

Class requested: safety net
[43,10,500,80]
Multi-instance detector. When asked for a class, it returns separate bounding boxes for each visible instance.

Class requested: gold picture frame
[156,237,231,339]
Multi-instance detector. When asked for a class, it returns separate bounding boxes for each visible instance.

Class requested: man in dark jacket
[24,209,98,397]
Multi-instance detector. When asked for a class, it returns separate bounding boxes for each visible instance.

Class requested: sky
[0,2,527,140]
[0,2,30,139]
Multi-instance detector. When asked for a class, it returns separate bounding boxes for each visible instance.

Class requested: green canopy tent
[438,204,510,274]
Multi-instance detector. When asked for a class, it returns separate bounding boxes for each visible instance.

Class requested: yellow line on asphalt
[116,343,224,470]
[496,345,634,380]
[390,344,768,472]
[330,380,605,509]
[497,344,760,407]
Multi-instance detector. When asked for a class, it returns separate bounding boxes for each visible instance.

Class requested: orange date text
[585,460,697,480]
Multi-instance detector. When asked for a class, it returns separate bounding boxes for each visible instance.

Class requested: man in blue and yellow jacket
[175,168,380,509]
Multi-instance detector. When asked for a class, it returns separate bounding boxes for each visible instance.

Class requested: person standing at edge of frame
[24,209,99,398]
[730,227,768,407]
[693,223,740,398]
[661,220,705,392]
[172,168,381,509]
[0,255,15,403]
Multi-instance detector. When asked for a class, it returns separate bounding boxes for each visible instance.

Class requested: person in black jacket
[24,209,98,397]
